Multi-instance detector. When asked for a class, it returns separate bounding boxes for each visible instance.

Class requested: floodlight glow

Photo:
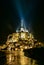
[21,19,24,27]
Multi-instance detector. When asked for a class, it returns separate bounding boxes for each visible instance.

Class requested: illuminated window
[21,33,25,39]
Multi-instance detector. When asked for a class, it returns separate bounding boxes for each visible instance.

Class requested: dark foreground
[0,48,44,65]
[23,47,44,65]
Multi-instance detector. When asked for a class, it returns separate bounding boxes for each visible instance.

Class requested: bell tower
[16,19,28,32]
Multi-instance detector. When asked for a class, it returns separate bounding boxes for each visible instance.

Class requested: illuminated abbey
[0,20,43,51]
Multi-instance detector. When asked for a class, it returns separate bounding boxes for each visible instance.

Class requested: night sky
[0,0,44,44]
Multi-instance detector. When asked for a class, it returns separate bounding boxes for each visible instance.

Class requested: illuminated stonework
[0,20,43,51]
[6,32,34,50]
